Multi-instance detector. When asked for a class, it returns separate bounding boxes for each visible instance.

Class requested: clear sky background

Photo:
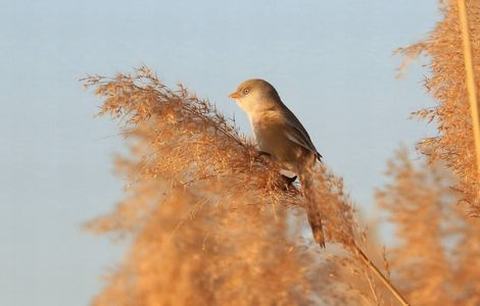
[1,1,440,305]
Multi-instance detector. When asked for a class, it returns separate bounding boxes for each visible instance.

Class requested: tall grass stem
[458,0,480,176]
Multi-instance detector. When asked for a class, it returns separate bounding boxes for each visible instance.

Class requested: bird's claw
[281,175,297,186]
[257,151,271,158]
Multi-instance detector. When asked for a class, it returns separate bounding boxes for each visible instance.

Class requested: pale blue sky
[1,1,439,305]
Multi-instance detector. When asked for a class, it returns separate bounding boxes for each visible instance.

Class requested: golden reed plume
[82,67,406,305]
[398,0,480,216]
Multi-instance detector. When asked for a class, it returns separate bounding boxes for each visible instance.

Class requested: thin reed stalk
[353,244,410,306]
[457,0,480,176]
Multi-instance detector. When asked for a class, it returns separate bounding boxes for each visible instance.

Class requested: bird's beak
[228,91,241,99]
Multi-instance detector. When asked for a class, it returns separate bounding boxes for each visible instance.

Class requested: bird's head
[228,79,280,115]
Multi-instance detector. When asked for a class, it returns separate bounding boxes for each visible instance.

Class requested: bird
[229,79,325,247]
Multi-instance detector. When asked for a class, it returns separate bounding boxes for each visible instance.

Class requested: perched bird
[229,79,325,247]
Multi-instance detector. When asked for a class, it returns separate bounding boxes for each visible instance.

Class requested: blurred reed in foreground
[377,148,480,305]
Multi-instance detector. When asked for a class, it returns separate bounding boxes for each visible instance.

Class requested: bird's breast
[250,115,303,168]
[250,114,282,151]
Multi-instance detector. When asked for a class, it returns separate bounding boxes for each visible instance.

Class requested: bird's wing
[283,106,322,160]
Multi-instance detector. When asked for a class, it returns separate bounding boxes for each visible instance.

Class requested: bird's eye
[243,88,250,95]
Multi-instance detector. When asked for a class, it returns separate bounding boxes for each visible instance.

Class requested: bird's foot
[281,174,297,186]
[257,150,272,158]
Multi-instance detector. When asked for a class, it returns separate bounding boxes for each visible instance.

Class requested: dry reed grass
[377,148,480,305]
[398,0,480,215]
[82,67,402,305]
[81,0,480,304]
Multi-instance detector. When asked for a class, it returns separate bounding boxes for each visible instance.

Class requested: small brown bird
[229,79,325,247]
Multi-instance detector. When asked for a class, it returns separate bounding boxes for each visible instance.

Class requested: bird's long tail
[300,165,326,248]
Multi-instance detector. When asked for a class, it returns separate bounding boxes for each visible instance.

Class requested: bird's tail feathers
[300,166,326,248]
[307,209,326,248]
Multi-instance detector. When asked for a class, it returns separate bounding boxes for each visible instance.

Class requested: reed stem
[457,0,480,176]
[353,244,410,306]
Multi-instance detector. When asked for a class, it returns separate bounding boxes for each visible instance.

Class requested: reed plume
[82,66,404,305]
[397,0,480,215]
[377,148,480,305]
